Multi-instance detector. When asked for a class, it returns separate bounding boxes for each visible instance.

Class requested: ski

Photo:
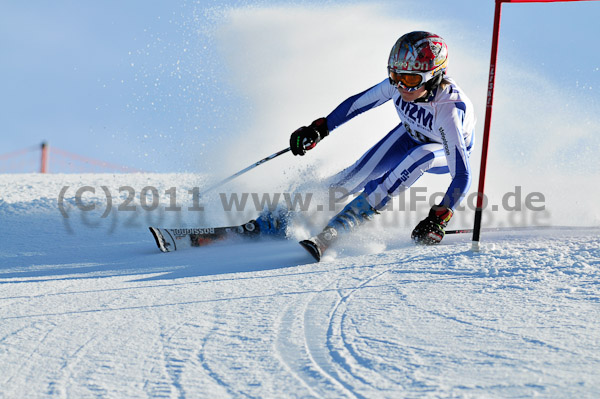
[149,221,260,253]
[298,226,338,262]
[300,225,552,262]
[299,239,323,262]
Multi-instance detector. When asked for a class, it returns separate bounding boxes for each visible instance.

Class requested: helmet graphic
[388,31,448,92]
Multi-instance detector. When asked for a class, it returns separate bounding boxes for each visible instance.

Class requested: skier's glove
[411,206,453,245]
[290,117,329,156]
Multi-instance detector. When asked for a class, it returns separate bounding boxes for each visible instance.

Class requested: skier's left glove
[411,206,453,245]
[290,117,329,156]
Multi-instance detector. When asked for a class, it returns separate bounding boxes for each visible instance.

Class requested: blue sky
[1,0,599,173]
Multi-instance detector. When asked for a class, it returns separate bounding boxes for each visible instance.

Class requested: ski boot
[250,206,292,237]
[300,193,378,261]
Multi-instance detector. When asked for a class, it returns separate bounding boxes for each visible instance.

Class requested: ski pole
[200,147,291,197]
[446,226,538,235]
[446,227,514,235]
[445,225,597,235]
[446,227,527,235]
[445,228,476,235]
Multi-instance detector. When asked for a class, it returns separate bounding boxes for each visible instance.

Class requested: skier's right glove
[290,117,329,156]
[411,205,453,245]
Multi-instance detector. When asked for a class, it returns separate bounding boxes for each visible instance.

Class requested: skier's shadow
[133,239,315,281]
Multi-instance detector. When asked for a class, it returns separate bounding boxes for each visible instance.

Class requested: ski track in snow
[1,174,600,398]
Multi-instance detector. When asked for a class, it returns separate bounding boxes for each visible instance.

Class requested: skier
[283,31,477,260]
[149,32,476,256]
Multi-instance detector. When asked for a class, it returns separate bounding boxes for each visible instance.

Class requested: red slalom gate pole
[471,0,598,250]
[471,0,503,251]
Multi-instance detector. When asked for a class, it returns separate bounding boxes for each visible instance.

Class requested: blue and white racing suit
[325,77,476,211]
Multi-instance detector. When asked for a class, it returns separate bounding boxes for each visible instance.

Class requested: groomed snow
[1,173,599,398]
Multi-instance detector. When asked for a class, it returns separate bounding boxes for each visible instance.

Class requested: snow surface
[1,173,599,398]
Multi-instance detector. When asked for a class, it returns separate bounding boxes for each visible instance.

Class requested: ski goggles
[388,68,437,92]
